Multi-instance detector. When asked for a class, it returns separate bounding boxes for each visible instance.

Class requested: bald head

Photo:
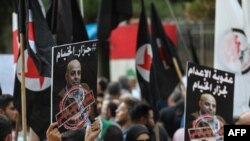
[66,59,81,72]
[199,93,216,115]
[65,59,81,89]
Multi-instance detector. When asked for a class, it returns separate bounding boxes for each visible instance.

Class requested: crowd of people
[1,74,250,141]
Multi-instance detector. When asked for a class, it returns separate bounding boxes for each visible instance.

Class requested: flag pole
[172,57,185,90]
[165,0,192,60]
[80,0,84,18]
[20,33,27,141]
[14,113,19,141]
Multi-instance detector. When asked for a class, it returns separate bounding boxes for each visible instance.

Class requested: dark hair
[97,92,104,98]
[0,94,13,110]
[0,85,2,96]
[107,101,118,117]
[107,82,121,96]
[118,76,130,91]
[104,125,123,141]
[131,103,151,122]
[0,115,12,141]
[98,77,109,92]
[126,124,150,141]
[123,97,139,116]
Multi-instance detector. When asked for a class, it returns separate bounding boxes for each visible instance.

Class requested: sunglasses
[136,139,150,141]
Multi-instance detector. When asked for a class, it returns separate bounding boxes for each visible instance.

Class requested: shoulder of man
[216,115,226,124]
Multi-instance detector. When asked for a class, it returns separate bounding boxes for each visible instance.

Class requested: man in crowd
[115,97,138,138]
[96,77,109,115]
[0,94,18,128]
[131,102,170,141]
[0,115,12,141]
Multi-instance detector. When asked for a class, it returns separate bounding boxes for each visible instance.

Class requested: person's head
[0,95,18,124]
[118,76,130,91]
[126,124,150,141]
[107,82,121,100]
[103,125,123,141]
[131,103,155,131]
[106,101,118,120]
[119,93,132,102]
[0,85,2,96]
[115,97,138,127]
[97,77,109,93]
[97,93,104,115]
[199,93,216,116]
[128,76,137,89]
[0,115,12,141]
[65,59,81,89]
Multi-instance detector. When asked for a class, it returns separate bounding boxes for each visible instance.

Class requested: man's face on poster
[65,59,81,89]
[199,94,216,116]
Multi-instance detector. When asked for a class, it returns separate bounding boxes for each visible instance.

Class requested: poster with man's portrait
[51,40,98,135]
[185,62,235,141]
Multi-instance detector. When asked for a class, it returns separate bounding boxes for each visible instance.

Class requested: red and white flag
[214,0,250,117]
[12,0,55,139]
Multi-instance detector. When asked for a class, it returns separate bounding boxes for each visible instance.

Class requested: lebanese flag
[214,0,250,117]
[109,21,177,81]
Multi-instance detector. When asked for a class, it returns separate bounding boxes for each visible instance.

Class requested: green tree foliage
[132,0,185,20]
[184,0,215,21]
[0,1,12,53]
[83,0,185,23]
[0,0,215,53]
[82,0,99,23]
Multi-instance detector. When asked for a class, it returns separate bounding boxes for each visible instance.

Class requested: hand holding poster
[51,40,98,137]
[185,62,235,141]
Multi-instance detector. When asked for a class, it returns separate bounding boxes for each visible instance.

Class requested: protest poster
[185,62,234,141]
[51,40,98,135]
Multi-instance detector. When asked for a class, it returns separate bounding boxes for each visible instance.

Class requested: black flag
[150,3,183,99]
[0,84,2,96]
[97,0,132,40]
[47,0,89,45]
[187,29,200,64]
[13,0,55,140]
[135,0,157,107]
[27,0,55,77]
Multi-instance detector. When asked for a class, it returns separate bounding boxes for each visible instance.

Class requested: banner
[51,40,98,136]
[97,0,132,40]
[185,62,234,141]
[46,0,89,45]
[214,0,250,117]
